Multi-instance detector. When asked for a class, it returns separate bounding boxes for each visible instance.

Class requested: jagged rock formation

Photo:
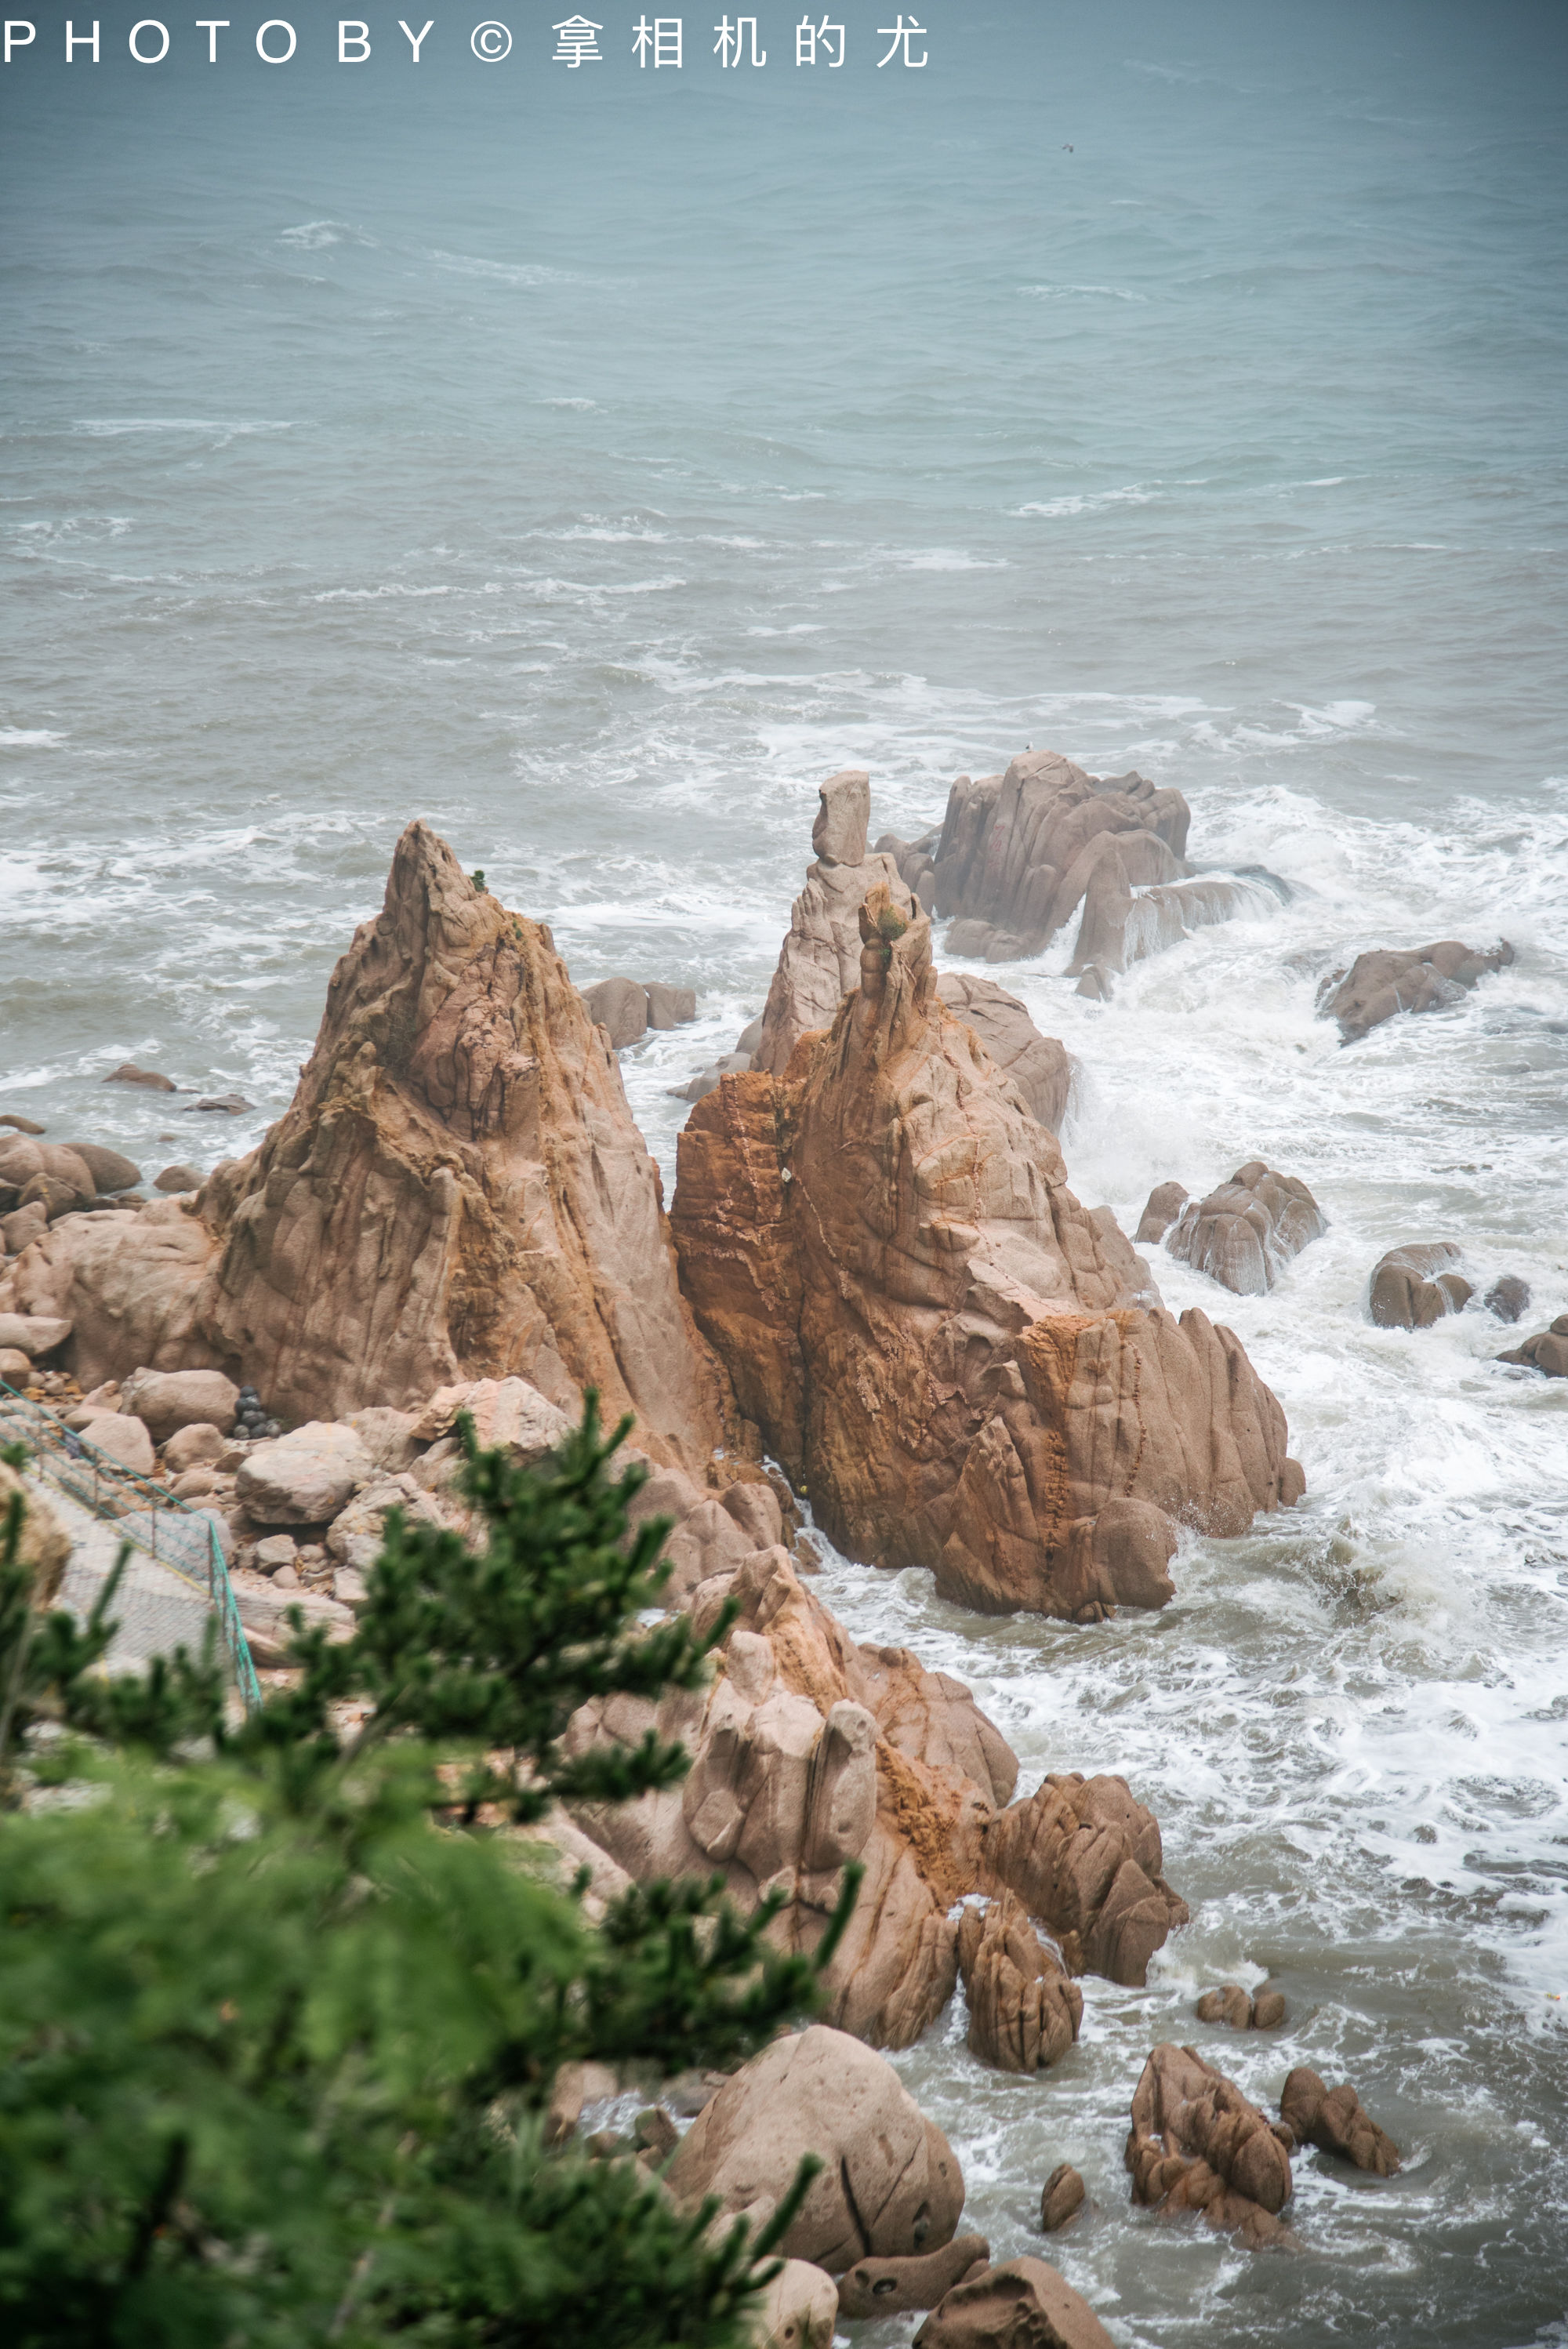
[935,975,1073,1132]
[753,772,918,1076]
[980,1772,1189,1987]
[671,886,1300,1621]
[1499,1313,1568,1377]
[564,1542,1017,2047]
[931,750,1191,953]
[956,1891,1082,2072]
[1319,940,1515,1041]
[664,2024,965,2271]
[1,825,740,1472]
[1163,1163,1327,1296]
[875,826,942,914]
[1368,1241,1472,1329]
[1126,2043,1296,2250]
[1280,2067,1401,2177]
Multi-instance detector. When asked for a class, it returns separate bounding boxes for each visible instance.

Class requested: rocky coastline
[0,749,1544,2344]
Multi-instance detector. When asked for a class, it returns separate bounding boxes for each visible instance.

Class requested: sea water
[2,4,1566,2340]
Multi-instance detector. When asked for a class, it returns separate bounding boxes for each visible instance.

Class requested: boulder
[981,1773,1189,1988]
[62,1145,140,1195]
[253,1534,299,1574]
[663,2025,964,2272]
[1165,1163,1327,1296]
[170,1468,216,1500]
[1319,941,1514,1041]
[1039,2165,1084,2233]
[567,1543,1017,2046]
[956,1892,1082,2072]
[874,826,941,914]
[672,888,1295,1621]
[326,1473,447,1570]
[0,1196,221,1396]
[1068,858,1276,982]
[0,1313,72,1360]
[0,1138,96,1208]
[1279,2067,1400,2177]
[1196,1984,1285,2030]
[154,1164,204,1194]
[750,2259,837,2349]
[670,1052,753,1104]
[837,2236,989,2319]
[914,2257,1116,2349]
[752,774,918,1077]
[342,1405,421,1473]
[935,975,1072,1131]
[1126,2043,1295,2249]
[227,1568,354,1663]
[0,1115,45,1135]
[0,1203,48,1257]
[408,1375,572,1462]
[1498,1314,1568,1378]
[182,1094,251,1115]
[118,1367,238,1445]
[931,750,1190,949]
[644,982,698,1029]
[0,1349,31,1381]
[1369,1242,1472,1329]
[1135,1182,1188,1245]
[164,1420,227,1475]
[582,977,649,1049]
[84,1412,156,1477]
[18,1174,84,1224]
[237,1422,373,1525]
[103,1064,176,1091]
[0,1460,71,1606]
[1484,1274,1530,1323]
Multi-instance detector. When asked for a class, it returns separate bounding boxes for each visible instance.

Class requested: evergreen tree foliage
[0,1408,854,2347]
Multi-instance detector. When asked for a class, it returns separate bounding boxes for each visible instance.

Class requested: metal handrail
[0,1376,262,1712]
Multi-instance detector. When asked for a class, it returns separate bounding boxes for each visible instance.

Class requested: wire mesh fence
[0,1377,261,1711]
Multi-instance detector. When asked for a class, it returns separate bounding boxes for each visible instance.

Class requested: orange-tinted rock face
[672,887,1295,1618]
[195,822,738,1465]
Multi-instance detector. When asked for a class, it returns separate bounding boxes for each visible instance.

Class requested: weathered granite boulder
[874,826,941,914]
[1484,1274,1530,1323]
[0,1312,72,1360]
[753,772,919,1076]
[581,976,649,1049]
[644,981,697,1029]
[85,1412,156,1477]
[0,1138,97,1211]
[1498,1313,1568,1377]
[1196,1984,1286,2030]
[154,1164,204,1194]
[672,888,1297,1621]
[567,1543,1017,2046]
[664,2025,964,2272]
[0,1193,216,1396]
[981,1772,1189,1987]
[1068,858,1275,991]
[935,974,1073,1132]
[103,1063,176,1091]
[1126,2043,1295,2250]
[1134,1182,1189,1246]
[751,2259,837,2349]
[914,2258,1117,2349]
[407,1374,572,1461]
[1039,2165,1085,2233]
[325,1472,448,1570]
[931,750,1190,950]
[1280,2067,1400,2176]
[837,2236,989,2320]
[1165,1163,1327,1296]
[1369,1242,1472,1329]
[956,1892,1082,2072]
[164,1421,227,1476]
[118,1367,238,1445]
[62,1144,141,1196]
[1319,940,1515,1042]
[237,1421,373,1525]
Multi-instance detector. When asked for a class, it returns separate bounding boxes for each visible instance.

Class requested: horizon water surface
[4,5,1568,2343]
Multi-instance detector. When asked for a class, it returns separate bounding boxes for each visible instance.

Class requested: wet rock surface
[914,2256,1118,2349]
[836,2235,989,2319]
[1126,2043,1296,2250]
[1319,939,1515,1041]
[1498,1312,1568,1377]
[1368,1241,1472,1328]
[957,1892,1083,2072]
[1164,1161,1327,1295]
[981,1772,1189,1988]
[673,887,1297,1623]
[1280,2067,1401,2175]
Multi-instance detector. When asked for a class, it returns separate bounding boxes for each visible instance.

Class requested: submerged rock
[1196,1984,1286,2031]
[1280,2066,1400,2176]
[672,886,1298,1622]
[957,1892,1082,2073]
[1319,940,1514,1041]
[1483,1273,1530,1323]
[914,2257,1117,2349]
[1126,2042,1296,2250]
[981,1771,1189,1988]
[1165,1162,1327,1296]
[1038,2164,1085,2234]
[1498,1314,1568,1377]
[103,1063,176,1091]
[664,2025,964,2272]
[1368,1241,1472,1329]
